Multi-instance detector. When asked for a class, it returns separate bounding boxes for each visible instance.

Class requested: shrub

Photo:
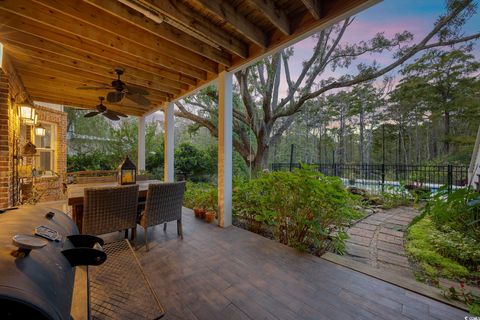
[183,182,216,210]
[67,151,117,171]
[175,143,214,181]
[423,186,480,241]
[233,166,361,255]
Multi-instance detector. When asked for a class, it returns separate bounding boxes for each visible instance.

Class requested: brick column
[0,70,11,208]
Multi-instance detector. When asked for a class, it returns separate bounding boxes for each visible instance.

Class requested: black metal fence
[270,163,469,194]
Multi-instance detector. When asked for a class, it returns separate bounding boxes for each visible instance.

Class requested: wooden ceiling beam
[5,45,180,96]
[141,0,249,58]
[0,26,196,88]
[248,0,291,35]
[83,0,232,66]
[300,0,322,20]
[0,2,209,80]
[31,0,229,69]
[7,0,219,72]
[192,0,268,48]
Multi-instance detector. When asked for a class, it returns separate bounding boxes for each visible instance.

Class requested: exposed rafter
[83,0,232,66]
[248,0,291,35]
[190,0,268,48]
[300,0,322,20]
[0,26,197,89]
[0,0,209,79]
[138,0,250,58]
[5,45,179,96]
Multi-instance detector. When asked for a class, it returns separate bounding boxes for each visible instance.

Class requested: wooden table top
[67,180,163,205]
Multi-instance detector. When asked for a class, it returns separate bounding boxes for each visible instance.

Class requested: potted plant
[204,188,217,223]
[193,190,207,218]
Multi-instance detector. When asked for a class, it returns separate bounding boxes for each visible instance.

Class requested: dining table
[67,180,162,232]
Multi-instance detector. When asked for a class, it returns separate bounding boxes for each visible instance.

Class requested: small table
[67,180,162,232]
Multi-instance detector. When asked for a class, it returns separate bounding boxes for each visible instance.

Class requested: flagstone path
[345,206,420,278]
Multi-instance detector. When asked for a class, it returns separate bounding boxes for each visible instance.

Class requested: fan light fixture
[35,124,46,137]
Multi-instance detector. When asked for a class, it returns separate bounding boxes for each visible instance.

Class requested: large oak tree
[175,0,480,172]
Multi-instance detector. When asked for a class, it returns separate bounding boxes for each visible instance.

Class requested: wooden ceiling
[0,0,378,116]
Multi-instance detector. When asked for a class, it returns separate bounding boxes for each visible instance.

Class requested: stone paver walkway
[345,206,420,278]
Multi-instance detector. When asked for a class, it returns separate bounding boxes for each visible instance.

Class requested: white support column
[217,71,233,228]
[137,116,146,172]
[164,102,175,182]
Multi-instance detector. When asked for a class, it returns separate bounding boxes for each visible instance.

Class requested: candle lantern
[118,156,136,185]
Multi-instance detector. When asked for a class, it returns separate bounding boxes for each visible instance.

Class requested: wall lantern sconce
[35,124,46,137]
[19,104,37,125]
[118,156,136,185]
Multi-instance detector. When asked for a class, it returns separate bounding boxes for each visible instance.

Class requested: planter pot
[193,208,206,218]
[205,211,215,223]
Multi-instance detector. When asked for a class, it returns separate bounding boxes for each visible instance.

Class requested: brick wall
[0,69,68,206]
[0,70,12,208]
[33,105,68,202]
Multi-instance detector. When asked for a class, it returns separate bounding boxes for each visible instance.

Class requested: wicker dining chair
[138,182,186,251]
[82,185,139,237]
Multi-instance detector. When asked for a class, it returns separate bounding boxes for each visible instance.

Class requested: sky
[283,0,480,91]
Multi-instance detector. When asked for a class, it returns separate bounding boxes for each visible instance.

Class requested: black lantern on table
[118,156,136,185]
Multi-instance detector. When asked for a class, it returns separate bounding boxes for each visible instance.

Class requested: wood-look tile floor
[127,209,468,320]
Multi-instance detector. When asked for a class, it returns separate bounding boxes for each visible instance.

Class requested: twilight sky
[282,0,480,93]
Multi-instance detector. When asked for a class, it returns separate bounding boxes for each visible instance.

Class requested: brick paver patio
[345,206,420,278]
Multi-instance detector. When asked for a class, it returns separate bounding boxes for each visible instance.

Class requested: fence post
[289,144,295,172]
[381,163,385,193]
[447,164,453,192]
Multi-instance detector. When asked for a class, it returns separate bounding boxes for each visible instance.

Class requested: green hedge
[232,166,362,255]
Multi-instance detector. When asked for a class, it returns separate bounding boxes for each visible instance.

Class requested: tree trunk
[444,109,450,154]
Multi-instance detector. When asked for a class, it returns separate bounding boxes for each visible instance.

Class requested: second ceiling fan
[84,97,127,121]
[77,67,151,106]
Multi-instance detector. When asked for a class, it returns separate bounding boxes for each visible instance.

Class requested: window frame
[34,121,57,177]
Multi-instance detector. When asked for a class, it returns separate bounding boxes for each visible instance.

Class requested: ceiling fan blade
[106,91,125,103]
[84,111,101,118]
[107,109,128,118]
[103,111,120,121]
[126,93,151,106]
[125,85,149,96]
[77,86,112,90]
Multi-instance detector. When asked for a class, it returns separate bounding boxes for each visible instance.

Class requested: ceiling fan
[77,67,151,106]
[84,97,128,121]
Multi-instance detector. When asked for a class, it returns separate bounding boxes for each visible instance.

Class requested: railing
[271,163,469,195]
[66,170,118,184]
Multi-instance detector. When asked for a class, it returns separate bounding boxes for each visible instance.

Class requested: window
[34,122,56,176]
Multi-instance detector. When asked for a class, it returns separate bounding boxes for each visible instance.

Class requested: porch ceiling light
[19,105,37,125]
[35,123,46,137]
